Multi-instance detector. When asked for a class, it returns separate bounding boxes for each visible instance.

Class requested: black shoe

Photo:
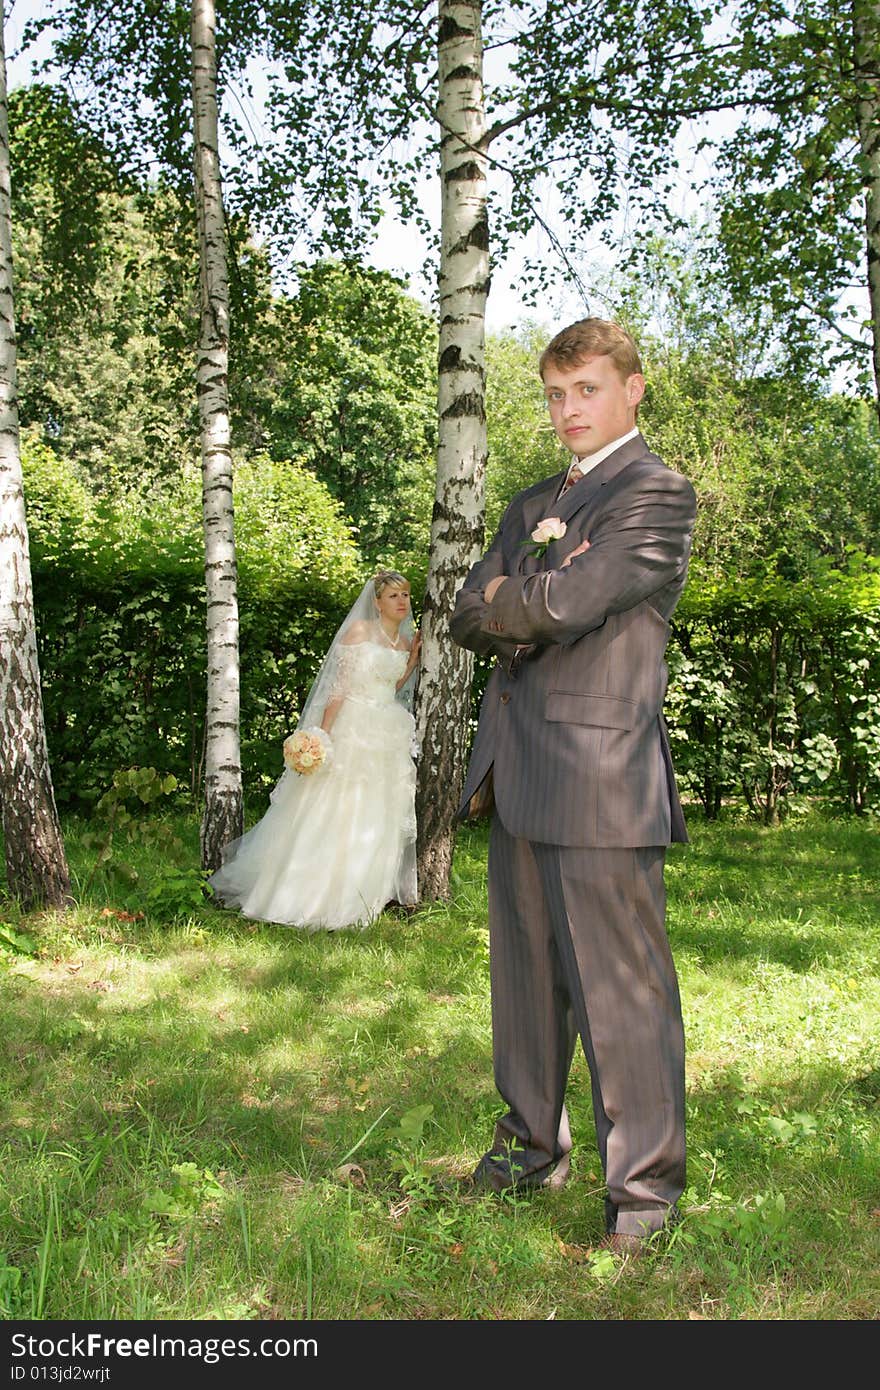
[470,1150,570,1193]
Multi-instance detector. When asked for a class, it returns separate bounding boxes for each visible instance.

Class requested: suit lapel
[544,434,650,563]
[517,471,567,575]
[513,434,650,574]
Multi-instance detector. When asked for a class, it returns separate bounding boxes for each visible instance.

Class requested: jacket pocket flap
[545,691,636,729]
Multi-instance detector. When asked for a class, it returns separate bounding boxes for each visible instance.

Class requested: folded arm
[484,469,696,647]
[449,507,521,664]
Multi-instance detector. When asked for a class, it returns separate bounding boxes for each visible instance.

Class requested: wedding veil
[296,574,417,732]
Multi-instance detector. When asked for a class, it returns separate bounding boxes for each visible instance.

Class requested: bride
[209,570,421,930]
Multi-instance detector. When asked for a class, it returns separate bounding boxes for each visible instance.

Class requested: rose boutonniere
[522,515,566,559]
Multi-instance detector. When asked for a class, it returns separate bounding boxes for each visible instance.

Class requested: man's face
[542,354,645,458]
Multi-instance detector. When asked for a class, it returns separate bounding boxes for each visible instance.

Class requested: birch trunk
[854,0,880,415]
[192,0,242,870]
[415,0,489,899]
[0,7,71,910]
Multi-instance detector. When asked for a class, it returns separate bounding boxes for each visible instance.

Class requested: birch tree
[192,0,242,869]
[29,1,249,865]
[32,0,722,895]
[854,0,880,408]
[259,0,720,897]
[416,0,490,895]
[0,5,71,910]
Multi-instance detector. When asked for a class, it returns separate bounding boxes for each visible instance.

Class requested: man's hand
[560,538,591,568]
[484,575,508,604]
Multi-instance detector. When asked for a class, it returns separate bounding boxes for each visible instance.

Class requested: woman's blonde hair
[373,569,409,598]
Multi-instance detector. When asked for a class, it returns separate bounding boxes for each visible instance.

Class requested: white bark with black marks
[854,0,880,414]
[192,0,242,870]
[416,0,489,899]
[0,4,70,909]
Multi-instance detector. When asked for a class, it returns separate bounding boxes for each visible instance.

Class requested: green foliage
[389,1104,435,1147]
[142,1163,228,1222]
[144,868,213,921]
[233,261,438,563]
[9,85,200,486]
[81,767,180,892]
[485,326,564,534]
[8,84,122,332]
[0,1258,23,1318]
[0,924,39,961]
[10,87,437,565]
[23,440,363,804]
[607,232,880,580]
[707,0,876,389]
[250,0,723,302]
[669,559,880,821]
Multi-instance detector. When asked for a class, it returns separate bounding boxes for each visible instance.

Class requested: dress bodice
[334,639,408,707]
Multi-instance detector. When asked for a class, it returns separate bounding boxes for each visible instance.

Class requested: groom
[450,318,696,1252]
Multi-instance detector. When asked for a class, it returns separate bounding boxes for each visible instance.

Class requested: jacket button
[500,692,510,704]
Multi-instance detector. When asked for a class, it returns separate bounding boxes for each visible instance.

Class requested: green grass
[1,809,879,1320]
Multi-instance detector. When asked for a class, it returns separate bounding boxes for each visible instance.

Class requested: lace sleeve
[327,643,361,701]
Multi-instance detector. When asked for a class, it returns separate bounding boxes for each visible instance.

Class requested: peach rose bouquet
[283,727,333,775]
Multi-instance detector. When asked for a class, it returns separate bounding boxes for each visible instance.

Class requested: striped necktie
[558,462,584,498]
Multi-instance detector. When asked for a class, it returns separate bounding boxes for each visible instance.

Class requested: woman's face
[376,583,411,625]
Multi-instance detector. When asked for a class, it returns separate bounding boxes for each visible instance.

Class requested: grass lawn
[1,808,879,1320]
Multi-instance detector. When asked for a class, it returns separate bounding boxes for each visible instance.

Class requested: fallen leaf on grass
[556,1236,588,1262]
[334,1163,366,1187]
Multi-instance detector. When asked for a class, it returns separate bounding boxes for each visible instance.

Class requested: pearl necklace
[378,624,402,649]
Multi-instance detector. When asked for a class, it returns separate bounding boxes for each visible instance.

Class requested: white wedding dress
[209,638,417,931]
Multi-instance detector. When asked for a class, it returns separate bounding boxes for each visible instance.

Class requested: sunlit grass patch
[1,810,878,1319]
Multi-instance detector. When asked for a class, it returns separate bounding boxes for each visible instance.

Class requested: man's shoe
[471,1151,570,1193]
[597,1231,648,1259]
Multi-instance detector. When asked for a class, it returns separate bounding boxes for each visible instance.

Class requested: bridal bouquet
[283,727,332,775]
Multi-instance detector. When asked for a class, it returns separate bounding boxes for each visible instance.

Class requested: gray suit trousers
[487,816,686,1235]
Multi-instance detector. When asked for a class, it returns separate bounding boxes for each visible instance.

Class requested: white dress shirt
[559,427,640,495]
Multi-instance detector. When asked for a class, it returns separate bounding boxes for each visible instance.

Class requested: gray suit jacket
[450,434,696,848]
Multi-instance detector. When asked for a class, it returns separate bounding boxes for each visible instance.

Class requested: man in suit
[449,318,696,1253]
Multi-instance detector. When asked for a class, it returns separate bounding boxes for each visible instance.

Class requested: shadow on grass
[2,812,878,1200]
[0,894,497,1185]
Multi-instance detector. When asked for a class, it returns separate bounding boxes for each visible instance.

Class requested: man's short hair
[539,318,642,382]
